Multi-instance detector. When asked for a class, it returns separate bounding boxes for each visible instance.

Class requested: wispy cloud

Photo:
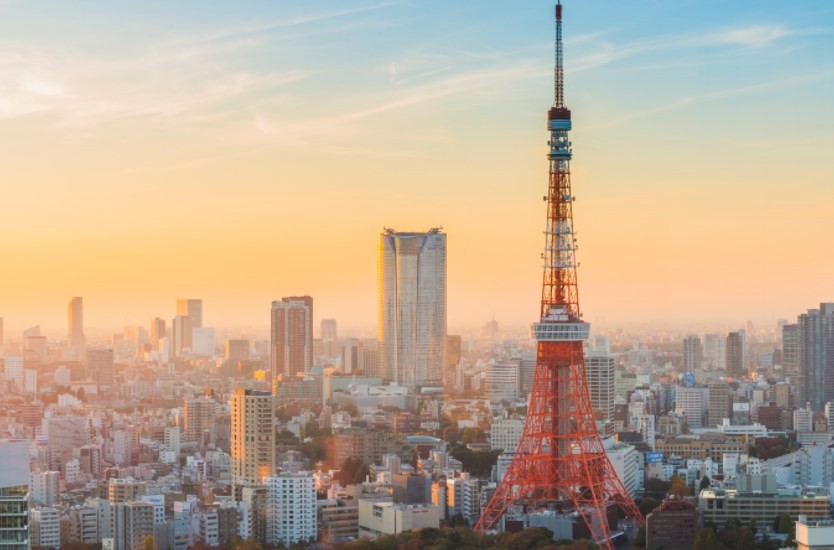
[588,69,834,130]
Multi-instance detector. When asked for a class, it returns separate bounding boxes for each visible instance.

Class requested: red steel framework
[475,3,643,548]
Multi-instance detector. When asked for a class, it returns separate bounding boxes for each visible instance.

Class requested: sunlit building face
[378,228,447,387]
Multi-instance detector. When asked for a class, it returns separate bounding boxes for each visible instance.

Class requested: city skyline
[1,0,832,331]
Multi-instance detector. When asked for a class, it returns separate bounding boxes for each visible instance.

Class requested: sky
[0,0,832,336]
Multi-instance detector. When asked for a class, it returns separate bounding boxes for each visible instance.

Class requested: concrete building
[231,389,275,496]
[604,438,641,498]
[586,339,615,425]
[645,498,702,550]
[699,475,831,529]
[321,319,337,342]
[60,506,99,545]
[87,348,114,388]
[225,339,249,365]
[799,304,834,411]
[112,501,154,550]
[30,470,60,507]
[30,507,61,549]
[378,228,446,387]
[192,328,215,357]
[270,296,314,385]
[176,299,203,329]
[68,297,85,351]
[655,436,745,461]
[318,499,359,544]
[796,516,834,550]
[675,386,707,429]
[357,500,439,537]
[726,331,745,379]
[683,335,703,374]
[783,323,800,384]
[707,382,733,428]
[0,441,31,550]
[490,417,525,452]
[264,474,316,547]
[484,360,520,403]
[150,318,166,351]
[184,396,217,444]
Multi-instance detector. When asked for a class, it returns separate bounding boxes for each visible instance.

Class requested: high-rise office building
[68,297,85,350]
[586,340,615,426]
[707,381,733,428]
[726,331,745,379]
[321,319,337,342]
[270,296,313,386]
[0,440,30,550]
[0,317,4,351]
[783,323,800,384]
[225,339,249,365]
[231,389,275,497]
[378,228,447,387]
[184,396,217,445]
[87,348,114,388]
[798,304,834,411]
[682,335,703,374]
[150,318,166,351]
[173,315,192,355]
[176,299,203,329]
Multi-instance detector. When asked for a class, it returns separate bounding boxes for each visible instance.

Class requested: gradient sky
[1,1,832,335]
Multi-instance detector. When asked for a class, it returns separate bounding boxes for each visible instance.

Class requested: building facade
[377,228,446,387]
[231,390,275,497]
[271,296,314,386]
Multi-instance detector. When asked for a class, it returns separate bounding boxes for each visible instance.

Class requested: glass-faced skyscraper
[378,228,446,387]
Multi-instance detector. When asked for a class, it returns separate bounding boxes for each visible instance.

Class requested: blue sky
[0,1,832,331]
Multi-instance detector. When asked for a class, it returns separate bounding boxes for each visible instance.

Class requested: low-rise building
[796,515,834,550]
[358,500,439,537]
[699,475,831,529]
[645,497,702,550]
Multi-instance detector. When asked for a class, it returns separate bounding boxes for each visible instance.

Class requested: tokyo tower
[475,2,643,548]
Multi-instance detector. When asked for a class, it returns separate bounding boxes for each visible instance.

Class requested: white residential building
[31,507,61,549]
[264,474,316,547]
[490,417,525,452]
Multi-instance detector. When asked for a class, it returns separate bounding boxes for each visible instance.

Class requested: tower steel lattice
[475,3,643,548]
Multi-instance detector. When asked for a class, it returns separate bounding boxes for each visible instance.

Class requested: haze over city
[1,0,832,334]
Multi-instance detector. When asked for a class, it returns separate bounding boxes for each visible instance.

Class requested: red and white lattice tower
[475,2,643,548]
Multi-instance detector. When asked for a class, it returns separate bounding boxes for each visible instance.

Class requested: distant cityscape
[2,0,832,549]
[2,230,834,549]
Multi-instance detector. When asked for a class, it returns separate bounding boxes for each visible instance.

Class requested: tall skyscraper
[270,296,313,387]
[726,331,745,379]
[176,299,203,329]
[150,318,166,351]
[682,335,703,374]
[184,396,217,445]
[0,317,4,351]
[798,304,834,411]
[0,440,30,550]
[172,315,192,355]
[68,297,85,349]
[586,337,615,427]
[378,228,447,387]
[783,323,800,384]
[231,389,275,498]
[321,319,337,342]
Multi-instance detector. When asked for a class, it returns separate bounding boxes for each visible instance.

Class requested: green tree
[668,475,689,498]
[631,525,646,549]
[302,420,320,439]
[692,528,719,550]
[699,476,711,491]
[638,497,660,517]
[777,512,791,534]
[735,527,754,550]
